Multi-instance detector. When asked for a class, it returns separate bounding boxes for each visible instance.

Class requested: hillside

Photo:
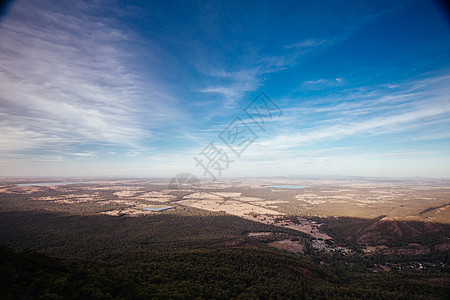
[318,216,450,248]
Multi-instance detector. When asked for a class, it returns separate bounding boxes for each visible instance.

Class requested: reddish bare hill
[352,217,445,244]
[318,216,450,247]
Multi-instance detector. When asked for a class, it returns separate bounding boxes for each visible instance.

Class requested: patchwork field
[1,177,448,253]
[1,177,449,223]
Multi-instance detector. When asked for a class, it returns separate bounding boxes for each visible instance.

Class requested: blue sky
[0,0,449,178]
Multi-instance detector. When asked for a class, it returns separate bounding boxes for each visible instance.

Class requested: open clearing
[268,239,305,253]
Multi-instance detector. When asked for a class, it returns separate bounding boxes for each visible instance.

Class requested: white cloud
[199,37,341,108]
[0,0,179,161]
[71,152,96,157]
[256,74,450,151]
[301,77,346,90]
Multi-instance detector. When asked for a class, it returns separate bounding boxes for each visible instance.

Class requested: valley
[1,177,449,299]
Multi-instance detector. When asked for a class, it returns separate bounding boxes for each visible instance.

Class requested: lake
[143,206,172,212]
[266,185,309,189]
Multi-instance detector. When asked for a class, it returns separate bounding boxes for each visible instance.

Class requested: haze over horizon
[1,0,450,178]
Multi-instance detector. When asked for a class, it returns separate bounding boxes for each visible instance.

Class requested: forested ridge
[1,210,449,299]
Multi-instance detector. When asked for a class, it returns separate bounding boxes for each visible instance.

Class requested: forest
[1,209,449,299]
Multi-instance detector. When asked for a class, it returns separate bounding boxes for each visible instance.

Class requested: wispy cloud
[198,33,344,108]
[302,77,346,90]
[0,1,178,159]
[256,74,450,151]
[200,35,356,108]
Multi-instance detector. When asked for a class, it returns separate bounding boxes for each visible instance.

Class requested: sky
[0,0,450,179]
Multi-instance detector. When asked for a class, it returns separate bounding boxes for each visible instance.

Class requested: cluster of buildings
[311,239,352,254]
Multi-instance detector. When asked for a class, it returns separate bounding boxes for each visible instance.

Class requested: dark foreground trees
[1,244,449,299]
[0,210,449,299]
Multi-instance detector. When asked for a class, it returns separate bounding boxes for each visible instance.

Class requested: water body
[266,185,309,189]
[143,206,172,212]
[16,181,98,187]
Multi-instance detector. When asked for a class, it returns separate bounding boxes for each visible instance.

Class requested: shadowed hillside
[316,216,450,248]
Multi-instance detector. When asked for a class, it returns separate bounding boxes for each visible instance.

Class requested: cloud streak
[0,0,179,159]
[255,74,450,151]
